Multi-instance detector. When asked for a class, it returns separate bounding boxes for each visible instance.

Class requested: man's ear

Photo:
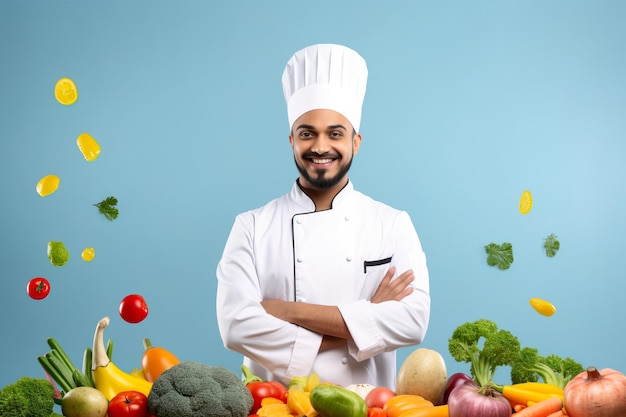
[353,132,363,155]
[289,134,294,147]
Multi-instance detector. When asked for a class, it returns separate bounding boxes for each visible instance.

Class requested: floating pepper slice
[36,174,60,197]
[82,247,96,262]
[77,132,101,161]
[54,77,78,105]
[530,297,556,317]
[519,190,533,215]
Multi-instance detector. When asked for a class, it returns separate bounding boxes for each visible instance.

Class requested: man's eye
[299,131,313,138]
[330,131,343,138]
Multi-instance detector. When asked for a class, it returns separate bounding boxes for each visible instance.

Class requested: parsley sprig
[94,196,119,221]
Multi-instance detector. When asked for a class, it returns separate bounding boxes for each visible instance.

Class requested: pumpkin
[564,366,626,417]
[396,348,448,404]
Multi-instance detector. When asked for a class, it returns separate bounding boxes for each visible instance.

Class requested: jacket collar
[290,179,354,212]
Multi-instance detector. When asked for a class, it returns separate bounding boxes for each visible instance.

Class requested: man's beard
[295,154,353,190]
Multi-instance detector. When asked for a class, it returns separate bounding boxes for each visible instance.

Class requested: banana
[92,316,153,400]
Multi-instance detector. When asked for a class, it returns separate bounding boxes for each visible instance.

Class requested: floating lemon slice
[77,133,101,162]
[81,247,96,262]
[36,174,60,197]
[519,190,533,215]
[529,297,556,317]
[54,77,78,105]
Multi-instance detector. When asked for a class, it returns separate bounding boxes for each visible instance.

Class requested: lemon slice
[54,77,78,105]
[519,190,533,215]
[77,133,101,162]
[36,174,60,197]
[529,297,556,317]
[81,247,96,262]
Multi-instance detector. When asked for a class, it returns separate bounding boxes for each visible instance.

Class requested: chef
[216,44,430,389]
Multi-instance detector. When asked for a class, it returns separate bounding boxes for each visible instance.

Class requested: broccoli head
[0,376,56,417]
[448,319,521,388]
[148,361,253,417]
[510,347,584,389]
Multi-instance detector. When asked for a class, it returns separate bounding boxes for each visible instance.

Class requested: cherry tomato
[365,386,396,409]
[27,277,50,300]
[119,294,149,323]
[108,390,151,417]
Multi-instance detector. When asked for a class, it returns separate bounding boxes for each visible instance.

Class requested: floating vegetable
[36,174,60,197]
[519,190,533,215]
[119,294,149,324]
[48,241,69,266]
[94,196,119,221]
[27,277,51,300]
[54,77,78,105]
[484,242,514,270]
[544,233,560,258]
[529,298,556,317]
[82,247,96,262]
[77,133,101,162]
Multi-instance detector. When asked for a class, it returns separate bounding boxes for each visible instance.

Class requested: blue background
[2,0,625,393]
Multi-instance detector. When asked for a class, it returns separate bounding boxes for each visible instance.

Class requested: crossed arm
[261,266,415,351]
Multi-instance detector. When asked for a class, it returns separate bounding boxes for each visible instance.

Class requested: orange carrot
[513,396,563,417]
[545,410,565,417]
[513,403,527,413]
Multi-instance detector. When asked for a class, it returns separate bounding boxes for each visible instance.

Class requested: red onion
[448,381,512,417]
[438,372,476,405]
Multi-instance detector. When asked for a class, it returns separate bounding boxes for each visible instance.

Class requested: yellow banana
[92,316,153,400]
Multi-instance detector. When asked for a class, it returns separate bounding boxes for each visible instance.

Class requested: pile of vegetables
[5,314,626,417]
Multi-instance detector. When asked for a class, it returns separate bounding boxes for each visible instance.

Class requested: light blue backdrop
[2,0,625,391]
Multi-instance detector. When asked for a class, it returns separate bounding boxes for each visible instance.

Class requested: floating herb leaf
[544,233,560,257]
[94,196,119,221]
[485,242,514,270]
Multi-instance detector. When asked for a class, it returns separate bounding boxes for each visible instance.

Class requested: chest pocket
[363,256,392,273]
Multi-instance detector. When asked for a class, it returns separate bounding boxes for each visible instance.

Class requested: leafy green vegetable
[47,241,69,266]
[510,346,584,389]
[94,196,119,221]
[0,376,56,417]
[448,318,521,388]
[544,233,560,257]
[484,242,514,270]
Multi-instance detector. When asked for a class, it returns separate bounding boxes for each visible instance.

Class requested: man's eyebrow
[295,124,348,131]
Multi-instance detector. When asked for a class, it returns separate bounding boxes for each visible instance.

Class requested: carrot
[513,403,527,413]
[513,396,563,416]
[545,410,565,417]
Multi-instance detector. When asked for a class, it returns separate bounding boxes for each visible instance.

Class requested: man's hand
[371,266,414,303]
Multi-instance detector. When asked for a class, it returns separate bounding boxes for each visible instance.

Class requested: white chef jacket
[216,180,430,388]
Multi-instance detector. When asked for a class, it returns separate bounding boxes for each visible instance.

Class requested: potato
[396,347,448,404]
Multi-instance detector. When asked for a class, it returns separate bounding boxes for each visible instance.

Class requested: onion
[344,383,376,399]
[438,372,476,405]
[448,382,512,417]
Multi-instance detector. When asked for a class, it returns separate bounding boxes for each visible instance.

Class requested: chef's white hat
[282,44,368,132]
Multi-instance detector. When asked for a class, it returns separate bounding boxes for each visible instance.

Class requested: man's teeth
[312,158,332,163]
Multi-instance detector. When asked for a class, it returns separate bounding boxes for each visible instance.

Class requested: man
[216,44,430,389]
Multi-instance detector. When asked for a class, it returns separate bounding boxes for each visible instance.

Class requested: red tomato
[119,294,149,323]
[27,277,50,300]
[365,387,396,409]
[367,407,387,417]
[246,381,288,413]
[108,390,151,417]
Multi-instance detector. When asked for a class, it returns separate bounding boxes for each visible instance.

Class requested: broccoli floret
[448,319,521,388]
[510,347,584,389]
[148,361,253,417]
[0,377,56,417]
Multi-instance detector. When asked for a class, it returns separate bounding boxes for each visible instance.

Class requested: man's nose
[311,135,331,154]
